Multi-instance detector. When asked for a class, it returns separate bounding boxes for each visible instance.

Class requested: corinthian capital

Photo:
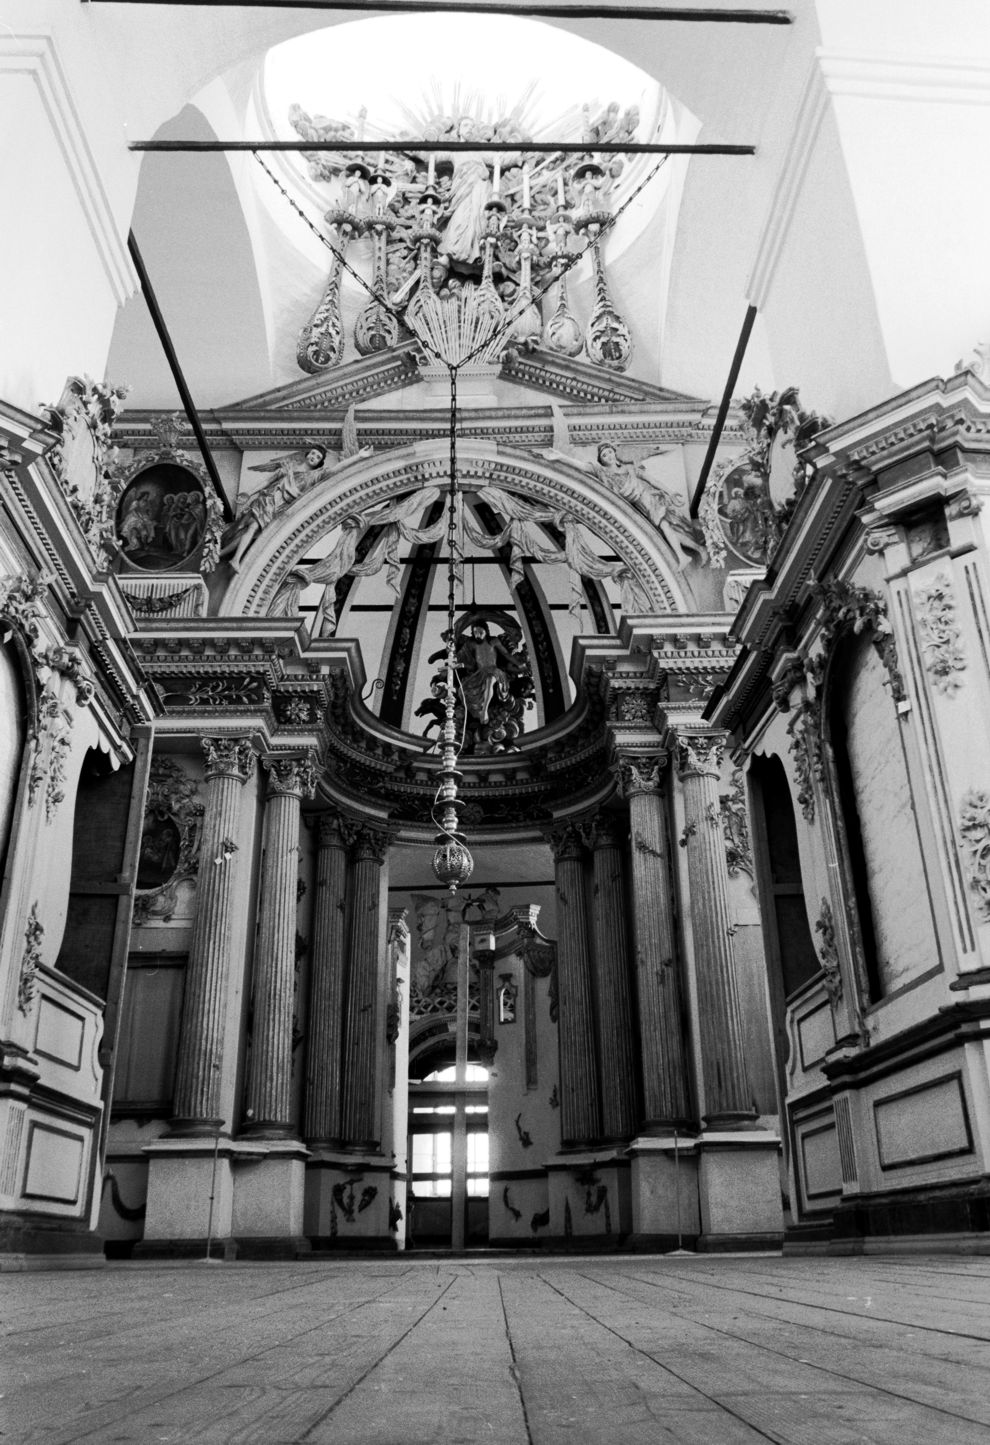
[613,752,667,799]
[201,736,256,783]
[582,810,625,851]
[352,823,391,865]
[545,820,584,863]
[677,735,725,778]
[264,751,319,800]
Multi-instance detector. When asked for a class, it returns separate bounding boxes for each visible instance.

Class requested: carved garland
[41,375,130,570]
[1,578,95,824]
[915,572,967,697]
[720,769,754,878]
[958,788,990,924]
[18,903,44,1014]
[814,897,842,1008]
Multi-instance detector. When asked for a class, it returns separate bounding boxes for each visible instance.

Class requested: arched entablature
[223,439,695,621]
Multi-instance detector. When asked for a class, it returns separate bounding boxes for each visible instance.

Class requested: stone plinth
[546,1150,631,1245]
[696,1132,783,1251]
[304,1152,399,1251]
[141,1138,235,1251]
[230,1140,309,1254]
[627,1136,701,1249]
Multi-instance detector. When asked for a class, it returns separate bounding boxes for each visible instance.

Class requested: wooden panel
[34,995,86,1071]
[874,1072,972,1170]
[22,1120,85,1204]
[796,995,834,1072]
[113,959,185,1109]
[799,1116,842,1204]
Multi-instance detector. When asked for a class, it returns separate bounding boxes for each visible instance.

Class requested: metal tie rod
[130,140,755,155]
[90,2,792,23]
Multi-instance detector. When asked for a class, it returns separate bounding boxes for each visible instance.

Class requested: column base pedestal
[304,1151,401,1250]
[142,1137,310,1255]
[231,1139,309,1246]
[142,1137,236,1245]
[696,1130,783,1251]
[627,1135,700,1249]
[545,1149,631,1246]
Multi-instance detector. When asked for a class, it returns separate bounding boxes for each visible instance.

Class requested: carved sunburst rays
[405,285,506,367]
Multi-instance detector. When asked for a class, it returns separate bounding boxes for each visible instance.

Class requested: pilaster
[304,811,351,1146]
[615,753,692,1132]
[584,809,637,1141]
[244,754,317,1137]
[170,737,255,1134]
[546,821,601,1148]
[339,823,391,1151]
[678,735,755,1127]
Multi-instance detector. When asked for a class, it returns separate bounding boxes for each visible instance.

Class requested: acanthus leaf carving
[201,737,257,783]
[264,752,320,800]
[41,375,130,569]
[915,572,966,697]
[614,753,667,798]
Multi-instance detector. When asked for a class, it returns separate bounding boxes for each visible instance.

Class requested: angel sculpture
[267,488,444,636]
[222,414,373,571]
[542,414,705,570]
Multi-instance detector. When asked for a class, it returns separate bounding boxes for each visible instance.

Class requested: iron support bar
[127,231,233,521]
[89,2,791,22]
[689,302,757,518]
[130,139,754,155]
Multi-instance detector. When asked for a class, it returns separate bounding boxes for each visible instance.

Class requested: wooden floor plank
[5,1256,990,1444]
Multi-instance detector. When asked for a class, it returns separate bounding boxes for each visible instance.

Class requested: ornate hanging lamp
[431,365,474,894]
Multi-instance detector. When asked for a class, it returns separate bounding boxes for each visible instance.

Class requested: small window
[422,1063,489,1083]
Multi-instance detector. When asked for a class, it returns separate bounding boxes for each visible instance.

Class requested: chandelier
[430,365,474,894]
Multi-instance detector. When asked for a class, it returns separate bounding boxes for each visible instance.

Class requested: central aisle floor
[4,1253,990,1443]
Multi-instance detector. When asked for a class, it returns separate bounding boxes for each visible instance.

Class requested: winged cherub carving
[222,411,373,571]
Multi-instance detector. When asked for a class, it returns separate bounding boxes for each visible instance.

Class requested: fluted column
[340,823,390,1150]
[244,754,317,1136]
[616,753,692,1132]
[304,811,352,1145]
[679,737,755,1126]
[547,821,601,1147]
[585,810,638,1141]
[171,737,256,1133]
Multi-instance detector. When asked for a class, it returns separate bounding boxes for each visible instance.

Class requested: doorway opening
[408,1060,489,1249]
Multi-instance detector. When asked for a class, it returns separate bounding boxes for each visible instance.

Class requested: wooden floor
[4,1253,990,1443]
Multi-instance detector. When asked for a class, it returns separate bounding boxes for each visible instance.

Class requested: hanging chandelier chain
[253,148,668,373]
